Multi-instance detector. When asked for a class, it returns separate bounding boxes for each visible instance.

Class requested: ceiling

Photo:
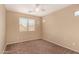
[5,4,71,17]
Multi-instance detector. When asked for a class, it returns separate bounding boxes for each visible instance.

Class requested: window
[28,19,35,31]
[19,17,35,32]
[74,11,79,16]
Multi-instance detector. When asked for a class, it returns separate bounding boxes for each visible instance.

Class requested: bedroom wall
[0,5,6,53]
[43,5,79,52]
[6,11,42,44]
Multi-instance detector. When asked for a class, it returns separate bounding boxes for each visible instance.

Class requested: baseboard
[6,38,41,45]
[43,38,79,53]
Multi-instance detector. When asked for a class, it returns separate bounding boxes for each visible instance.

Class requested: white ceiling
[5,4,71,17]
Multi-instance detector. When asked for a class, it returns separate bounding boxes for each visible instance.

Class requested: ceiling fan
[28,4,45,13]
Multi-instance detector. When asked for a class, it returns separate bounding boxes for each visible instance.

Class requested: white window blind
[19,17,35,32]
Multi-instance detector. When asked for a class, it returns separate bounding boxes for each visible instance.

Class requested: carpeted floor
[4,39,78,54]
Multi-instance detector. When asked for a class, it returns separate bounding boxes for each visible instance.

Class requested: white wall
[6,11,42,44]
[43,5,79,52]
[0,5,6,53]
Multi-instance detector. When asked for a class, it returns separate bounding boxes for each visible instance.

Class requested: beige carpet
[5,39,78,54]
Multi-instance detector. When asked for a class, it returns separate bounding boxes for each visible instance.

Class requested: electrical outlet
[42,19,46,23]
[72,42,76,46]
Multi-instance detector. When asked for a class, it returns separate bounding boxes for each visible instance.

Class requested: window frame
[19,17,36,32]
